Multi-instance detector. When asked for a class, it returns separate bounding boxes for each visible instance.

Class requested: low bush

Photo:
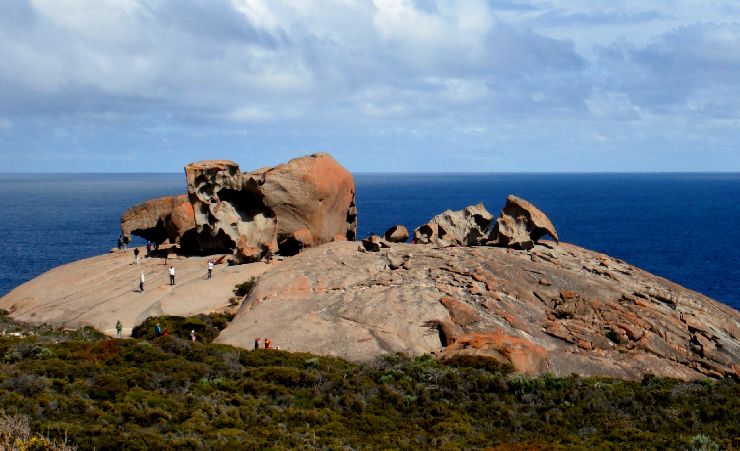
[233,277,257,298]
[131,312,234,343]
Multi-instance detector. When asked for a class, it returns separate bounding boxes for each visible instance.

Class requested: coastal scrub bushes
[233,276,257,298]
[131,312,233,343]
[0,315,737,449]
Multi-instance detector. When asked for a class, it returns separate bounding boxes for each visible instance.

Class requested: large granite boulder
[413,203,493,247]
[120,194,195,244]
[185,153,357,262]
[489,195,558,250]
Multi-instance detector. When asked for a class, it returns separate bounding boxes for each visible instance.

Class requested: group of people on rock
[114,234,254,345]
[136,265,176,292]
[254,337,277,350]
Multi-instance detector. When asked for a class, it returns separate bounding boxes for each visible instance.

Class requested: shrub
[0,411,75,450]
[233,277,257,297]
[689,434,720,451]
[442,354,514,375]
[131,313,234,343]
[4,343,55,364]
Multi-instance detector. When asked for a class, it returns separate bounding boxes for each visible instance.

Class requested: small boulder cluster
[374,195,558,252]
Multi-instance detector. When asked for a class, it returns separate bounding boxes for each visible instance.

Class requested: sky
[1,0,739,173]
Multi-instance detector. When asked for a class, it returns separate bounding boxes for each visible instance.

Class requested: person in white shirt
[207,260,214,279]
[168,266,175,286]
[139,272,145,292]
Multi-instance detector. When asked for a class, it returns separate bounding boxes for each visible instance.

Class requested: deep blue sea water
[0,173,738,311]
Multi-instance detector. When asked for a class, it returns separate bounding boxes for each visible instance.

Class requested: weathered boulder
[489,195,558,250]
[360,234,390,253]
[413,203,493,247]
[184,160,278,262]
[184,153,356,262]
[260,153,357,252]
[440,332,550,375]
[384,225,409,243]
[120,194,195,244]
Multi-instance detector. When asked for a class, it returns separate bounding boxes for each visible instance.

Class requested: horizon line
[1,170,740,175]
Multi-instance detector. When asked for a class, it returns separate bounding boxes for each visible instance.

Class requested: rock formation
[121,153,357,262]
[184,153,356,262]
[6,158,739,381]
[489,195,558,250]
[184,160,278,261]
[413,203,493,247]
[258,153,357,253]
[360,234,390,253]
[120,195,195,245]
[215,241,740,380]
[383,225,409,243]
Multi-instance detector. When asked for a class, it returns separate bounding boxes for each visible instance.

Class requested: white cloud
[0,0,738,171]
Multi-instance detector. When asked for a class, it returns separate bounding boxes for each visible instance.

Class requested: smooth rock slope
[215,241,740,380]
[0,250,268,337]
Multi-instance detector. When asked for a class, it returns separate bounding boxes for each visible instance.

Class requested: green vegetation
[0,312,737,449]
[0,411,75,450]
[131,313,234,344]
[233,277,257,298]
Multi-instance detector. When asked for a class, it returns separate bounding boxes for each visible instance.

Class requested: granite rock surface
[215,241,740,380]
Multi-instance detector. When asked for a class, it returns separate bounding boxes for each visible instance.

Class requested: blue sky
[1,0,739,173]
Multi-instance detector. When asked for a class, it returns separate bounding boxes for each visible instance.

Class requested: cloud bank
[1,0,739,172]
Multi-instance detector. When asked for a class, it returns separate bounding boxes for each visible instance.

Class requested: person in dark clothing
[117,235,123,250]
[146,241,152,256]
[254,337,260,349]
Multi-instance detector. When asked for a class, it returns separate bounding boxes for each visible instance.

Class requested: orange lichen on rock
[439,297,481,326]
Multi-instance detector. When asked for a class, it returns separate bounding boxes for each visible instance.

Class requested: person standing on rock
[207,260,213,279]
[254,337,260,349]
[134,248,140,264]
[168,266,175,286]
[139,272,145,292]
[115,320,123,338]
[117,235,123,251]
[146,241,152,257]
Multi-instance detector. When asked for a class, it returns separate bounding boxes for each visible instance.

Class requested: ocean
[0,173,738,310]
